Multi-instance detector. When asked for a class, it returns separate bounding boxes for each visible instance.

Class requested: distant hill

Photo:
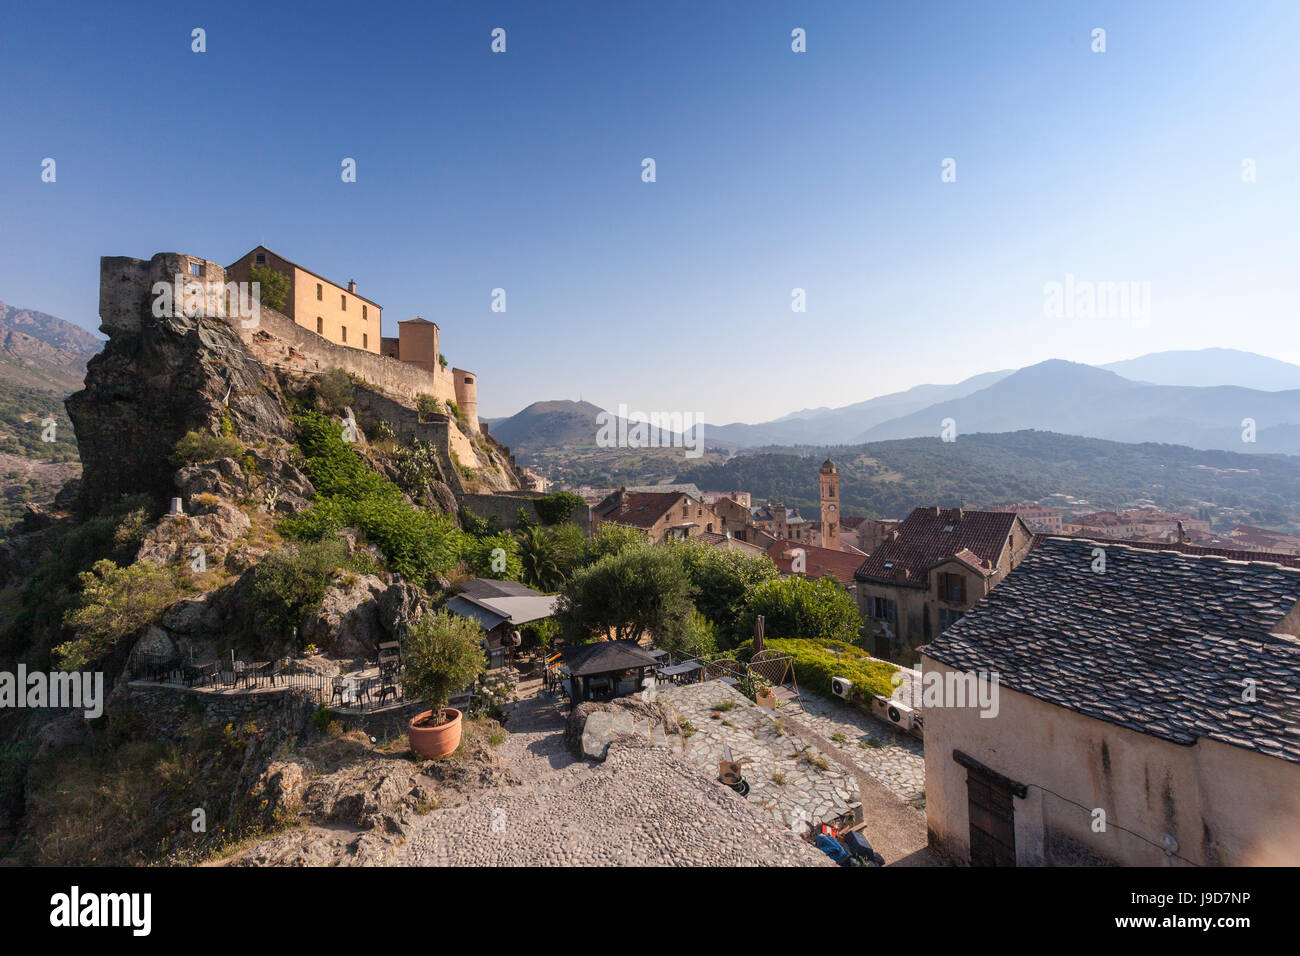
[853,360,1300,454]
[0,301,97,534]
[1102,348,1300,391]
[697,370,1013,447]
[676,430,1300,533]
[489,400,611,455]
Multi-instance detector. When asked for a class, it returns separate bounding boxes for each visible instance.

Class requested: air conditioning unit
[872,694,917,731]
[831,676,853,699]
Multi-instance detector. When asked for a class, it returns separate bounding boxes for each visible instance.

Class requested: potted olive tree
[404,610,487,758]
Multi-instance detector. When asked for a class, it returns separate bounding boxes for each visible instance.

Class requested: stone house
[227,247,479,431]
[921,537,1300,866]
[854,507,1034,661]
[591,490,724,543]
[227,245,382,354]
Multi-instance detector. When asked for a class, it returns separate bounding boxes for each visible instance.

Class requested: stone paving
[654,681,859,833]
[796,692,926,805]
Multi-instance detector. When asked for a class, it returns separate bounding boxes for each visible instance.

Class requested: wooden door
[967,768,1017,866]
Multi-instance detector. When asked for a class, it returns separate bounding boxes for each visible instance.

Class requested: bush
[402,611,487,721]
[461,531,522,580]
[738,575,862,646]
[280,412,465,585]
[416,394,443,419]
[316,368,355,414]
[534,491,585,526]
[249,540,349,642]
[171,430,244,467]
[56,560,187,669]
[735,637,898,705]
[248,265,290,312]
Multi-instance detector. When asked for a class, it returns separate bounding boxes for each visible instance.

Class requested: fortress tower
[820,458,841,551]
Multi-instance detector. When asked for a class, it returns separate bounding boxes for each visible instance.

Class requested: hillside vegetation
[678,430,1300,531]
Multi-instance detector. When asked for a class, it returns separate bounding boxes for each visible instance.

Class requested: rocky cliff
[67,255,294,515]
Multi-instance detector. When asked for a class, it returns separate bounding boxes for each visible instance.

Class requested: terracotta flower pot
[408,708,463,758]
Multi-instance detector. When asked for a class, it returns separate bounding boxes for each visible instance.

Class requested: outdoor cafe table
[657,661,703,684]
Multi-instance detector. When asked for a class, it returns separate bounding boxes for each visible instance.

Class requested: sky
[2,0,1298,423]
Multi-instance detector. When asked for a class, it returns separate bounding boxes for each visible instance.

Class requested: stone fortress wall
[100,252,480,429]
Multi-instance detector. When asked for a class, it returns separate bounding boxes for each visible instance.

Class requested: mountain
[0,300,101,394]
[853,360,1300,454]
[676,430,1300,533]
[0,301,101,533]
[1102,348,1300,391]
[489,400,611,454]
[697,370,1014,447]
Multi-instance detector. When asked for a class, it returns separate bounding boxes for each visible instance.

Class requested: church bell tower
[819,458,840,551]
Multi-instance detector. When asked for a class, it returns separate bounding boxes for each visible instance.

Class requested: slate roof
[1031,533,1300,569]
[923,536,1300,763]
[855,507,1020,588]
[561,639,661,677]
[448,579,559,629]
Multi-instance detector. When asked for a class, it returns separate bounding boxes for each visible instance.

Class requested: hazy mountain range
[494,349,1300,457]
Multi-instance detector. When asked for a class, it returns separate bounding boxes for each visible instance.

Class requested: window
[341,294,347,311]
[939,607,964,632]
[255,253,266,265]
[938,572,967,604]
[316,283,322,301]
[316,317,323,334]
[341,326,347,342]
[870,597,897,624]
[189,261,201,276]
[362,333,368,349]
[362,304,368,320]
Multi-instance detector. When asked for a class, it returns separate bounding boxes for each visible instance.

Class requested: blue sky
[2,0,1298,422]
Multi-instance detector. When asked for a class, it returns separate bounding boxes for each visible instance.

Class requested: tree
[249,540,349,643]
[554,546,696,649]
[57,560,185,669]
[583,522,647,564]
[402,610,487,725]
[672,538,779,647]
[248,265,290,313]
[316,368,355,414]
[534,491,585,526]
[516,524,584,592]
[738,574,862,646]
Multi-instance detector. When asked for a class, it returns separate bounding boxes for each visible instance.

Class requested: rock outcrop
[67,254,295,516]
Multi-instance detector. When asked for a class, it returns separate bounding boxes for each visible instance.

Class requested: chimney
[348,279,357,293]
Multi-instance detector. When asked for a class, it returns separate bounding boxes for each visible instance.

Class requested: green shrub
[249,540,349,642]
[171,430,244,467]
[316,368,355,414]
[56,560,187,669]
[416,394,443,419]
[533,491,585,526]
[735,637,898,705]
[402,611,487,721]
[738,574,861,646]
[280,412,465,585]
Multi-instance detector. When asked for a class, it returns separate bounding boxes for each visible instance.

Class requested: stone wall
[123,682,317,743]
[460,491,591,532]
